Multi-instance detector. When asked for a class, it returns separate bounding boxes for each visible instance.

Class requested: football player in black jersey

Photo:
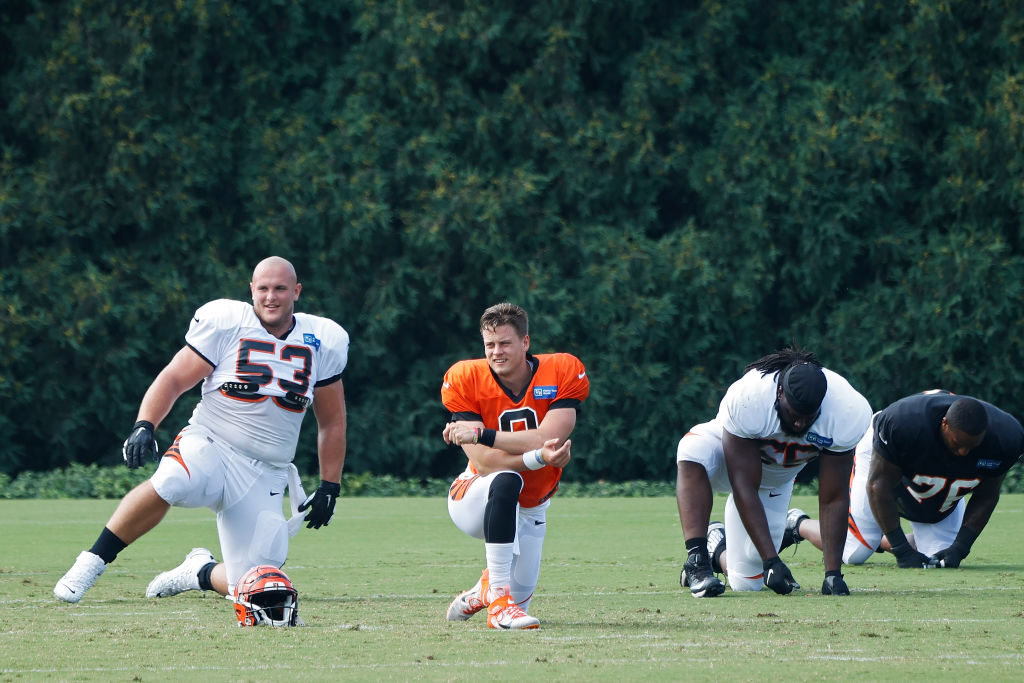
[782,391,1023,569]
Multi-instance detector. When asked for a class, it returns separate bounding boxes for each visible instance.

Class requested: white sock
[485,542,514,597]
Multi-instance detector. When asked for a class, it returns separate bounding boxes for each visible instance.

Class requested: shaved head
[252,256,297,284]
[250,256,301,337]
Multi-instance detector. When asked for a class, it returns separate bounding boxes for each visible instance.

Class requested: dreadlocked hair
[745,347,822,377]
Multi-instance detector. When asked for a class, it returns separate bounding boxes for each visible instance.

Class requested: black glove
[821,570,849,596]
[927,526,978,568]
[298,480,341,529]
[890,540,931,568]
[122,420,159,469]
[928,546,966,568]
[762,556,800,595]
[886,525,930,568]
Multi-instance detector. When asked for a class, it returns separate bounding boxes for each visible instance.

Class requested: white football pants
[448,470,549,611]
[844,427,965,563]
[149,424,306,591]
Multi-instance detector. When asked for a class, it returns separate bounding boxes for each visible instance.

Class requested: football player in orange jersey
[441,303,589,629]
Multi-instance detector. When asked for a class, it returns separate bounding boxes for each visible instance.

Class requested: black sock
[89,527,128,564]
[686,537,708,558]
[197,562,218,592]
[711,543,726,573]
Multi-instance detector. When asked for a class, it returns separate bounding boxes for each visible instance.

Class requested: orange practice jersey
[441,353,590,507]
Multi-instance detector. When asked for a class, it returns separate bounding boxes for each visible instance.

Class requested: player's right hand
[122,420,158,469]
[890,540,931,568]
[762,556,800,595]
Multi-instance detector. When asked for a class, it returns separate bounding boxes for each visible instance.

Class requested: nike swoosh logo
[534,520,546,526]
[62,585,76,594]
[767,569,774,584]
[768,492,782,497]
[578,371,586,379]
[194,317,200,322]
[270,491,282,496]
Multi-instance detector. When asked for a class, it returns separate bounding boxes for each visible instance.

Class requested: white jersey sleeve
[719,370,781,439]
[182,300,349,465]
[811,369,872,452]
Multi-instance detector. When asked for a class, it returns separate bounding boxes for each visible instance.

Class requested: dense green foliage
[3,0,1023,481]
[0,462,684,498]
[5,461,1024,500]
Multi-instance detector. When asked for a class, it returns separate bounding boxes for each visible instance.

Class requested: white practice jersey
[184,299,349,464]
[716,367,871,489]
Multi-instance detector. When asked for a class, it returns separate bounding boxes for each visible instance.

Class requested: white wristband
[522,449,546,470]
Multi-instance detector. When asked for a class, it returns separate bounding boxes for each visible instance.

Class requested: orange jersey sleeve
[441,353,589,507]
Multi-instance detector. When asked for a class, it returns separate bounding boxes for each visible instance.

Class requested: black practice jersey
[873,391,1024,523]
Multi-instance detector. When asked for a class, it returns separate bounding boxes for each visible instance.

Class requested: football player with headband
[55,256,348,615]
[782,390,1024,570]
[442,303,589,629]
[675,347,871,597]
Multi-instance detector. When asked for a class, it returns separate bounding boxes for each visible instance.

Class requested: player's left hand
[298,480,341,529]
[542,437,572,468]
[928,545,968,568]
[821,570,850,596]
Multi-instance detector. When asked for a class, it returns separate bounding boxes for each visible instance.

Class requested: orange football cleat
[486,586,539,630]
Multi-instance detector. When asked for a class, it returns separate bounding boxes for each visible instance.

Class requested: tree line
[2,0,1023,483]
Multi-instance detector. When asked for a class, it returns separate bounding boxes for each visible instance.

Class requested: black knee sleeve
[483,472,523,543]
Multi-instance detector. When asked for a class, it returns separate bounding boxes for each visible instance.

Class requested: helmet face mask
[233,566,299,627]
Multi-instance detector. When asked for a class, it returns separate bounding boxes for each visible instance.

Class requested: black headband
[781,362,827,414]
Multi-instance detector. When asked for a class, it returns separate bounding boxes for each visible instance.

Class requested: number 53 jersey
[185,299,349,465]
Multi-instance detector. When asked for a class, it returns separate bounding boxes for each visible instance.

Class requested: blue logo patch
[976,458,1001,470]
[534,385,558,400]
[303,333,321,350]
[805,431,834,448]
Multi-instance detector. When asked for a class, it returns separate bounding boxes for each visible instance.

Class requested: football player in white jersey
[55,257,349,609]
[676,348,871,597]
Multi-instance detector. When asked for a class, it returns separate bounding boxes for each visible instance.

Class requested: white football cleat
[779,508,810,552]
[446,569,489,621]
[146,547,216,598]
[707,521,726,574]
[54,551,106,603]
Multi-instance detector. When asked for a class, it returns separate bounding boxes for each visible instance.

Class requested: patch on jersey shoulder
[534,385,558,400]
[805,431,833,448]
[303,333,321,350]
[976,458,1001,470]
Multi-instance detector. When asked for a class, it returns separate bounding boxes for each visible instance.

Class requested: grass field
[3,494,1024,681]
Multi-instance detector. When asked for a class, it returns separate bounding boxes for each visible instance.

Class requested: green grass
[4,495,1024,681]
